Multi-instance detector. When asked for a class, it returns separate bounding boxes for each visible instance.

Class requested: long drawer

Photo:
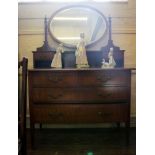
[32,87,129,103]
[31,104,128,123]
[30,70,130,88]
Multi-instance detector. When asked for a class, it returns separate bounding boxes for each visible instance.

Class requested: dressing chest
[28,68,132,145]
[29,10,133,146]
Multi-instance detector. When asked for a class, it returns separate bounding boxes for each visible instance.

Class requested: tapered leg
[116,122,120,128]
[30,122,35,149]
[21,134,26,155]
[125,122,130,146]
[40,123,42,129]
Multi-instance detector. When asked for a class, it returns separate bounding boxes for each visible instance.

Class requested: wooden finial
[36,15,51,51]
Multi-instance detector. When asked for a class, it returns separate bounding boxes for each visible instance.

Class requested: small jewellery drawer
[31,72,77,87]
[32,87,129,103]
[32,104,128,123]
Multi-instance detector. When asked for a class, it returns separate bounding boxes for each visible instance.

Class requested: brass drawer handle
[97,77,111,83]
[97,93,112,98]
[48,113,63,118]
[48,94,63,99]
[98,112,111,116]
[48,77,62,83]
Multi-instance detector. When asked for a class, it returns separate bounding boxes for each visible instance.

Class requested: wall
[18,0,136,120]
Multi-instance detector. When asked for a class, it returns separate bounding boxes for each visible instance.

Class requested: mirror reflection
[48,6,107,47]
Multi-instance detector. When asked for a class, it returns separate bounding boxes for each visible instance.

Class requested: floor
[27,127,136,155]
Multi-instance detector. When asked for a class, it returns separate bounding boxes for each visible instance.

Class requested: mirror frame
[48,5,108,48]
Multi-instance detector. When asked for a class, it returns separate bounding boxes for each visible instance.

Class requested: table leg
[116,122,120,128]
[40,123,42,129]
[30,122,35,149]
[125,121,130,146]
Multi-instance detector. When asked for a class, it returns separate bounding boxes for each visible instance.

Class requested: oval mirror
[48,6,108,48]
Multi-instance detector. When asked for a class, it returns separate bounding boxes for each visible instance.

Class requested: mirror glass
[48,6,107,47]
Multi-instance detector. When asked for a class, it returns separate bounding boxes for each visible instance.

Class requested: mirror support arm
[36,16,52,52]
[45,16,48,43]
[108,16,114,47]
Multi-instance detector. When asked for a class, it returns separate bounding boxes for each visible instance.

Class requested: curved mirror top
[48,6,107,47]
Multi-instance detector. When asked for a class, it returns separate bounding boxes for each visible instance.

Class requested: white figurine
[102,47,116,68]
[101,59,109,68]
[51,43,64,68]
[75,33,89,68]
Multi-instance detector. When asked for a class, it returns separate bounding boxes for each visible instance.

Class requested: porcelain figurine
[51,43,64,68]
[102,47,116,68]
[75,33,89,68]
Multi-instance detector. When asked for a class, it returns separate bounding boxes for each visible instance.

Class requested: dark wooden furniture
[32,51,55,68]
[18,57,28,155]
[32,17,55,68]
[28,68,132,147]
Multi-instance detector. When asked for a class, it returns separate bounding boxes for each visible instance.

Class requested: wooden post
[108,16,113,47]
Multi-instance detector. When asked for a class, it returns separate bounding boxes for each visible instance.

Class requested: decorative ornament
[75,33,89,68]
[102,47,116,68]
[51,43,64,68]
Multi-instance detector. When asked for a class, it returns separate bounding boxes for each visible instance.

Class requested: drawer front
[29,70,130,88]
[32,87,129,103]
[31,104,128,123]
[77,70,130,87]
[31,72,77,87]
